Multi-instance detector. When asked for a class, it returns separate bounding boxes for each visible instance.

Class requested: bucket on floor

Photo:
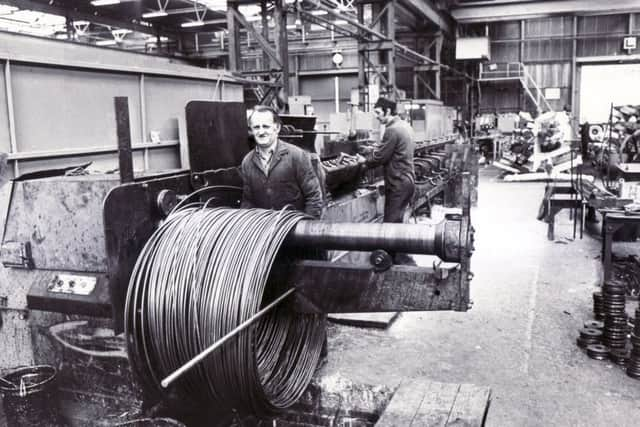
[0,365,65,427]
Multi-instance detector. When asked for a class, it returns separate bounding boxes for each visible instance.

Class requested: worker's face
[374,107,390,125]
[250,110,280,148]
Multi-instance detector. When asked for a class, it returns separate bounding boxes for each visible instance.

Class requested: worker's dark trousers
[384,180,415,264]
[384,180,415,223]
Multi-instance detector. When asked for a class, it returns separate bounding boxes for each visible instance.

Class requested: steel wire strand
[125,207,325,416]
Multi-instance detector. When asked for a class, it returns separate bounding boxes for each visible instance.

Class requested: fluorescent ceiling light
[142,10,168,19]
[96,39,117,46]
[181,19,225,28]
[333,19,347,25]
[91,0,121,6]
[286,24,297,30]
[310,10,328,16]
[181,20,205,28]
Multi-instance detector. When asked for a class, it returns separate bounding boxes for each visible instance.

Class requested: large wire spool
[125,206,326,416]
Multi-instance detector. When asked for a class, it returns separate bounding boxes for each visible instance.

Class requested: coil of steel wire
[125,206,326,416]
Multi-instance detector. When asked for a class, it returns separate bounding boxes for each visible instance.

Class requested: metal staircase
[478,62,553,113]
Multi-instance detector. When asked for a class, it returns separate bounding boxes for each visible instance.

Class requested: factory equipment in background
[0,99,475,425]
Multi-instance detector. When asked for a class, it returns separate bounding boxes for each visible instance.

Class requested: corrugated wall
[479,12,640,115]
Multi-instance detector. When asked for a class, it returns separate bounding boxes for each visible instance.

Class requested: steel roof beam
[452,0,640,23]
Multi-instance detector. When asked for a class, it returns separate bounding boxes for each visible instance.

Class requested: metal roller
[285,217,468,262]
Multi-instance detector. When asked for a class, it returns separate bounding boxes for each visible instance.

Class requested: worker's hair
[248,105,282,126]
[374,97,397,115]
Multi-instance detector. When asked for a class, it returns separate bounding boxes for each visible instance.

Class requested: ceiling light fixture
[91,0,121,6]
[181,18,225,28]
[143,0,170,19]
[142,10,168,18]
[96,39,117,46]
[310,10,328,16]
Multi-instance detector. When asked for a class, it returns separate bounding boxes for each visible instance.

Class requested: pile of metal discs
[577,281,640,380]
[627,307,640,379]
[592,291,604,320]
[586,344,609,360]
[576,327,602,349]
[602,281,628,350]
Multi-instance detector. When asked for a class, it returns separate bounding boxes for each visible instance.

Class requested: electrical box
[456,37,490,61]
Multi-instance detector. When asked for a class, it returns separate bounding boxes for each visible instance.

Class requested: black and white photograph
[0,0,639,425]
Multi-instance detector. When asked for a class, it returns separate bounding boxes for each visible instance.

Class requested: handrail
[479,61,553,113]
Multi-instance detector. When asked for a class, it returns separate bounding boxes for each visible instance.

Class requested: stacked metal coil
[627,307,640,379]
[576,328,602,349]
[125,207,325,415]
[602,281,628,350]
[592,291,604,320]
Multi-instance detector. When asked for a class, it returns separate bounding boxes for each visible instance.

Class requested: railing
[479,62,553,113]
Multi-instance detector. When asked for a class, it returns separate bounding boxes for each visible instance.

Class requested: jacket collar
[251,140,289,175]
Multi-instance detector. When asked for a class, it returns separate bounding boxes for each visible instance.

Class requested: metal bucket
[0,365,65,427]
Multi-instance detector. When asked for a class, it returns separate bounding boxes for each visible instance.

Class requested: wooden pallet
[376,380,491,427]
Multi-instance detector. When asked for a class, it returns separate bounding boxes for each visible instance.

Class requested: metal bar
[160,287,296,388]
[139,74,149,171]
[274,0,289,100]
[261,0,270,69]
[226,4,241,71]
[4,59,18,176]
[115,97,134,184]
[230,7,283,69]
[289,260,466,313]
[285,219,464,262]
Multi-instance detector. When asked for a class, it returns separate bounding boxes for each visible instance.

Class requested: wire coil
[125,206,325,416]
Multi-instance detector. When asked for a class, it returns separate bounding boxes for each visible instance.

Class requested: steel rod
[286,219,463,262]
[160,287,296,389]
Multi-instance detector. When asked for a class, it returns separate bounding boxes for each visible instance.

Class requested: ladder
[478,62,553,114]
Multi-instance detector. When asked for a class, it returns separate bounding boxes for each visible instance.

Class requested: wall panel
[491,41,520,62]
[490,21,520,40]
[11,65,141,152]
[526,16,573,38]
[145,76,222,141]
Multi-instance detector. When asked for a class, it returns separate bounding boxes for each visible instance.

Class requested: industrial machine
[0,99,475,424]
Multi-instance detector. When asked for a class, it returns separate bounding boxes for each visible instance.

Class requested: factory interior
[1,0,640,426]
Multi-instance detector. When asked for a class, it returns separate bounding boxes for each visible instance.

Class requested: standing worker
[240,105,324,219]
[364,97,416,223]
[362,97,416,264]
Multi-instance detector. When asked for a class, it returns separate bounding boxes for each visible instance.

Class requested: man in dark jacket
[241,105,324,219]
[365,97,416,223]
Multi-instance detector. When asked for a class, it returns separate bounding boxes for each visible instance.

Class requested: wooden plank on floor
[445,383,491,427]
[328,312,400,329]
[375,379,429,426]
[412,381,461,427]
[375,380,491,427]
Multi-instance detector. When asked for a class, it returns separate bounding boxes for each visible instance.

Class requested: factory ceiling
[0,0,455,55]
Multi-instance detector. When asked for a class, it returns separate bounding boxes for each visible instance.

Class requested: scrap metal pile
[589,104,640,176]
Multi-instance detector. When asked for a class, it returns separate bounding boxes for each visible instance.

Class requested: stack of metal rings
[602,281,628,350]
[627,307,640,379]
[592,291,604,320]
[586,344,609,360]
[576,328,602,349]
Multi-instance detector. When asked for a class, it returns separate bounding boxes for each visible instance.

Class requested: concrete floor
[324,166,640,426]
